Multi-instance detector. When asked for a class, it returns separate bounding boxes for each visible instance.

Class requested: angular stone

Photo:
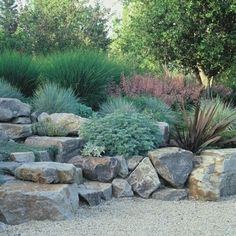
[12,117,32,124]
[0,98,31,122]
[149,147,193,188]
[127,157,160,198]
[152,188,188,201]
[38,112,88,135]
[0,222,6,233]
[35,150,51,162]
[112,178,133,198]
[69,156,120,182]
[0,181,78,225]
[78,181,112,206]
[0,162,22,175]
[0,123,32,139]
[127,156,144,171]
[10,152,35,163]
[157,122,169,146]
[75,168,83,185]
[113,156,129,178]
[189,149,236,201]
[15,162,77,184]
[25,136,84,163]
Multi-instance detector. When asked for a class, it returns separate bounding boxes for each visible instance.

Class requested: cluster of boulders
[1,97,236,227]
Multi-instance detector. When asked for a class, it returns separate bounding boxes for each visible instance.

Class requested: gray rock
[0,174,16,184]
[127,157,161,198]
[0,130,9,142]
[10,152,35,163]
[0,162,22,175]
[0,181,78,225]
[0,98,31,122]
[25,136,84,163]
[0,123,32,139]
[152,188,188,201]
[38,112,88,136]
[78,181,112,206]
[112,178,133,198]
[0,222,6,233]
[35,150,52,162]
[69,156,120,182]
[0,152,10,162]
[127,156,144,171]
[113,156,129,178]
[75,168,83,185]
[12,117,32,124]
[149,147,193,188]
[189,149,236,201]
[157,122,169,146]
[31,111,41,123]
[15,162,77,184]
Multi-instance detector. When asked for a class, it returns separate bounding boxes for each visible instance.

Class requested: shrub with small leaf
[32,121,69,137]
[82,142,105,157]
[80,112,163,157]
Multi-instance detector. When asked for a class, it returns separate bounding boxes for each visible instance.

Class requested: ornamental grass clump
[80,112,163,157]
[0,79,24,100]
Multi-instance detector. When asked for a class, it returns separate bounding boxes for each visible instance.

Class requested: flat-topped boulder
[78,181,112,206]
[15,162,77,184]
[0,181,78,225]
[69,156,120,182]
[0,123,32,139]
[149,147,193,188]
[0,98,31,122]
[38,112,88,135]
[0,162,22,175]
[189,149,236,201]
[10,152,35,163]
[127,157,160,198]
[25,136,84,163]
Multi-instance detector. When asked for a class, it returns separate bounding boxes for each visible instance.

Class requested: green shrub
[40,49,130,108]
[128,96,178,126]
[76,103,93,118]
[32,121,69,137]
[32,83,89,115]
[81,142,105,157]
[0,78,24,100]
[80,112,163,157]
[0,51,39,96]
[100,97,137,116]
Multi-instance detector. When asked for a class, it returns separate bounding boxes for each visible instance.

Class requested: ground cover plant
[80,112,163,157]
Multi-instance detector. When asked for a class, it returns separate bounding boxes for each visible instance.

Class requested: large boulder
[38,112,88,135]
[113,156,129,178]
[10,152,35,163]
[69,156,120,182]
[0,123,32,139]
[78,181,112,206]
[0,162,22,175]
[0,98,31,122]
[15,162,77,184]
[112,178,133,198]
[189,149,236,201]
[148,147,193,188]
[152,188,188,201]
[25,136,84,163]
[0,181,78,225]
[127,157,160,198]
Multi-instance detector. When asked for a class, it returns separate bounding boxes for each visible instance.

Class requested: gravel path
[4,197,236,236]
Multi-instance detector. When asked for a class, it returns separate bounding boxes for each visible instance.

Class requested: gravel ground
[3,197,236,236]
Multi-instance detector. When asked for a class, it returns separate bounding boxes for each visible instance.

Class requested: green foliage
[32,121,69,137]
[127,96,178,126]
[174,100,236,153]
[76,103,93,118]
[112,0,236,81]
[80,112,163,157]
[100,97,137,116]
[4,0,109,53]
[0,50,39,96]
[82,142,105,157]
[0,78,24,100]
[32,83,81,114]
[40,50,129,108]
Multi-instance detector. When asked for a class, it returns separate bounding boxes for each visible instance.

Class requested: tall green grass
[39,49,130,108]
[0,51,40,96]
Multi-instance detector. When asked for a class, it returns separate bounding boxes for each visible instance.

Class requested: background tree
[111,0,236,87]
